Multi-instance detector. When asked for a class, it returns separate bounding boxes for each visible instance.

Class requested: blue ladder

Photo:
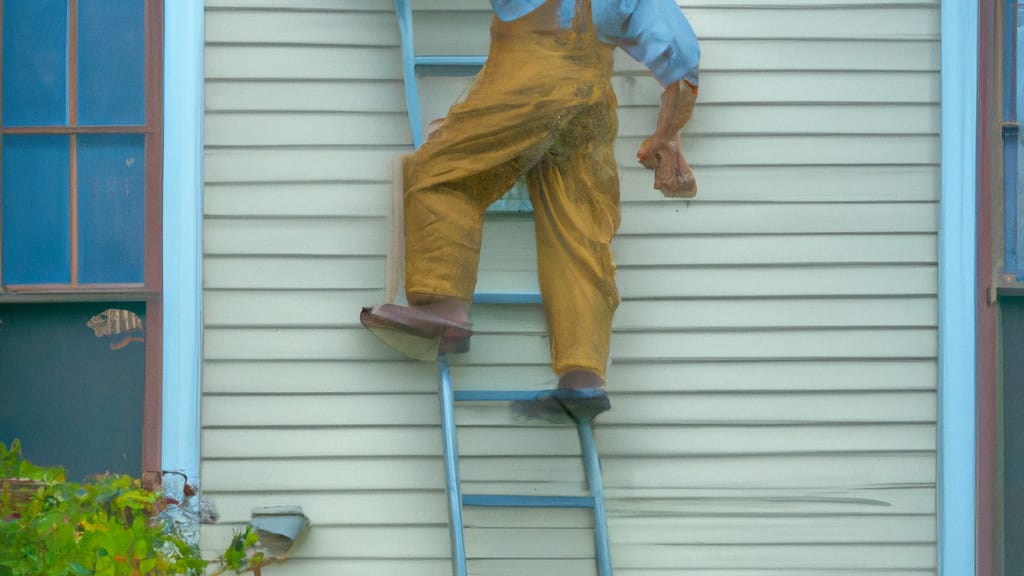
[437,355,613,576]
[394,0,486,148]
[393,3,613,571]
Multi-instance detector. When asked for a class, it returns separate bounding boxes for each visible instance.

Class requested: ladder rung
[472,291,542,305]
[463,494,595,509]
[454,390,546,402]
[415,55,486,67]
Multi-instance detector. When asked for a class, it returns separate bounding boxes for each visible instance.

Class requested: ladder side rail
[438,355,469,576]
[394,0,426,147]
[578,420,613,576]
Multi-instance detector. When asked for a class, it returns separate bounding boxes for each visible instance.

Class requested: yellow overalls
[403,0,619,377]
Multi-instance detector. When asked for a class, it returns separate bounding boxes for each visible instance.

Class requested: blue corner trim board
[162,0,204,487]
[939,1,977,574]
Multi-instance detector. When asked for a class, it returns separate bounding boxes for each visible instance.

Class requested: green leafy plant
[210,525,270,576]
[0,440,207,576]
[1,441,285,575]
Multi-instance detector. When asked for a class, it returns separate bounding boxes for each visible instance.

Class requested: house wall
[200,0,941,574]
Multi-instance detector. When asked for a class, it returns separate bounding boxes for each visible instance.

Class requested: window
[0,0,163,478]
[1,0,158,290]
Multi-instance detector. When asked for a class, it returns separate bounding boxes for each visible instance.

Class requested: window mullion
[68,0,78,285]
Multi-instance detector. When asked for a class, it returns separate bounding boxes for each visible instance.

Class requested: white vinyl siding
[201,1,940,574]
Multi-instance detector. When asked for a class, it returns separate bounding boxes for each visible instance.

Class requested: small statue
[363,0,700,420]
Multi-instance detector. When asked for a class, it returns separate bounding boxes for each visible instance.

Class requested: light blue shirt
[490,0,700,86]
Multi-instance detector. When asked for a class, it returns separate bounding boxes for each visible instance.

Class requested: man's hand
[637,134,696,198]
[638,80,698,198]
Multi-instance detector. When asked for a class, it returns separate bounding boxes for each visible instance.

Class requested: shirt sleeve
[490,0,547,22]
[599,0,701,87]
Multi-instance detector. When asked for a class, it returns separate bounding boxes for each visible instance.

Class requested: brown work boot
[360,296,472,360]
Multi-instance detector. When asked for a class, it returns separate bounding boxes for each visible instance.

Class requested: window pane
[2,135,71,284]
[0,302,145,479]
[77,134,145,283]
[2,0,69,127]
[78,0,145,125]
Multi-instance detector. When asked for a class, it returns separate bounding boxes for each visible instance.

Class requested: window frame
[0,0,162,295]
[0,0,164,475]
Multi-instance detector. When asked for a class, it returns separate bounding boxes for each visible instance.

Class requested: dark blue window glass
[78,0,145,125]
[2,0,69,127]
[77,134,145,283]
[2,135,71,284]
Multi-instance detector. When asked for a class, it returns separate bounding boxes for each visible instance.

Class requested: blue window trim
[939,1,978,574]
[161,0,203,486]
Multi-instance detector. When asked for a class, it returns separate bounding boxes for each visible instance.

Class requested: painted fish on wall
[87,308,144,350]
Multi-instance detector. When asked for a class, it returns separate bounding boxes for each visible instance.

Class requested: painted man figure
[362,0,700,419]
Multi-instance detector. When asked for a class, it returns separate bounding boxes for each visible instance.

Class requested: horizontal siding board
[206,46,403,80]
[204,112,411,147]
[204,73,938,115]
[612,39,939,73]
[205,137,938,171]
[619,202,935,234]
[608,329,936,362]
[204,256,386,289]
[618,165,939,202]
[205,11,400,46]
[203,326,937,362]
[616,265,937,298]
[205,104,938,147]
[202,359,436,394]
[202,359,937,394]
[610,516,936,545]
[202,391,935,428]
[200,453,934,492]
[202,423,936,459]
[416,19,938,61]
[205,148,403,183]
[611,298,936,330]
[612,544,935,570]
[203,206,937,257]
[691,71,939,105]
[412,8,937,54]
[205,80,407,113]
[204,183,391,217]
[614,234,938,265]
[200,524,934,562]
[204,138,936,185]
[621,104,939,137]
[204,42,937,83]
[203,167,940,214]
[682,8,938,41]
[202,487,934,526]
[615,135,939,166]
[204,217,387,256]
[204,292,936,329]
[602,360,938,392]
[423,71,940,108]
